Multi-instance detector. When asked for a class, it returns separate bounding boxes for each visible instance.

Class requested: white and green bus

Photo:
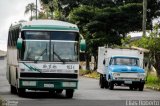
[7,20,86,98]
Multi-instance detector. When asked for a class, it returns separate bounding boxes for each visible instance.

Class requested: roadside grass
[145,74,160,90]
[0,97,2,106]
[79,69,91,76]
[79,69,100,79]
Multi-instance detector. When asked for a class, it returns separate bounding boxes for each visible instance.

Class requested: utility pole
[36,0,38,20]
[142,0,147,36]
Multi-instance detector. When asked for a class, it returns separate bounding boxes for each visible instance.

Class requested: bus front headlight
[62,82,76,87]
[22,81,36,86]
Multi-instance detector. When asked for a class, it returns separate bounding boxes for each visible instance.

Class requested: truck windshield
[110,57,139,66]
[20,31,79,62]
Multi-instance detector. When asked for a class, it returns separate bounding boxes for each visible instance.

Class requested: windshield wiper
[53,44,65,64]
[34,44,48,63]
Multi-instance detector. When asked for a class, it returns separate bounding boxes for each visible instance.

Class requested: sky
[0,0,40,51]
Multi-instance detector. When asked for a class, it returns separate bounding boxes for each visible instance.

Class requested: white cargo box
[97,47,144,74]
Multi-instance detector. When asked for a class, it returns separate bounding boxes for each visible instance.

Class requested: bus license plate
[124,81,132,84]
[44,84,54,88]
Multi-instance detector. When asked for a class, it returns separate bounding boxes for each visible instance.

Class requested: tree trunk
[86,52,90,70]
[94,55,98,71]
[155,53,160,78]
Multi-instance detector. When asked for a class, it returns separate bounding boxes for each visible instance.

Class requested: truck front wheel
[129,85,133,90]
[139,83,144,91]
[109,82,114,90]
[104,81,109,89]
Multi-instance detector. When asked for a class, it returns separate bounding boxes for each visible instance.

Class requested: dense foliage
[26,0,160,70]
[131,24,160,77]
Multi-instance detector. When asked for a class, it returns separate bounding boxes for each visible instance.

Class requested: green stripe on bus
[22,25,79,31]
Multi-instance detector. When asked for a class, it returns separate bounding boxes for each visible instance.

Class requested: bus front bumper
[19,78,78,90]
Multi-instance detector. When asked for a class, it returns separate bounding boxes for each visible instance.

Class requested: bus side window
[13,30,16,46]
[15,29,19,46]
[8,31,11,47]
[10,31,12,47]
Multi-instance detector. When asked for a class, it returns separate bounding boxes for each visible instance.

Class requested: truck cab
[106,56,145,90]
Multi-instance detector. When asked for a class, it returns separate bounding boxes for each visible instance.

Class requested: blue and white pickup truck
[97,47,146,91]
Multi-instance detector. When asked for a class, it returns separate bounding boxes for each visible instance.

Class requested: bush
[79,69,91,76]
[146,74,160,89]
[84,71,100,79]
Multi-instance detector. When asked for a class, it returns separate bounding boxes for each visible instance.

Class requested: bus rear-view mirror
[17,38,23,49]
[80,39,86,51]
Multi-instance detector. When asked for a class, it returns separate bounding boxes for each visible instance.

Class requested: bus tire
[18,88,25,97]
[129,85,133,90]
[10,85,17,94]
[66,89,74,98]
[56,89,63,94]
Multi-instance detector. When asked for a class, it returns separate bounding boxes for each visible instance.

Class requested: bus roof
[10,20,79,32]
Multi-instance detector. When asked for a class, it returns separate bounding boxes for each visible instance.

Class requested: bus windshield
[21,31,79,62]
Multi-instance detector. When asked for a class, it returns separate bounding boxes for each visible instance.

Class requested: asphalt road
[0,59,160,106]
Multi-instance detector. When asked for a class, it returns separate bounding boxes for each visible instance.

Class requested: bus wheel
[10,85,17,94]
[66,89,74,98]
[56,89,63,94]
[18,88,25,97]
[129,85,133,90]
[49,90,55,94]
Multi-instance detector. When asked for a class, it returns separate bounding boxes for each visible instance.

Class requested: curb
[145,86,160,91]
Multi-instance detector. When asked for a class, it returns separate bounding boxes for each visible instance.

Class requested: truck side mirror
[17,38,23,49]
[80,39,86,51]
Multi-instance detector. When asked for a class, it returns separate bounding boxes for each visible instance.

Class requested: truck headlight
[138,73,145,79]
[62,82,76,87]
[112,73,120,77]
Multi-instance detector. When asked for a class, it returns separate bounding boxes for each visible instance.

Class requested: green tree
[69,3,143,69]
[131,24,160,77]
[40,0,64,19]
[113,0,160,30]
[25,3,37,21]
[69,5,99,70]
